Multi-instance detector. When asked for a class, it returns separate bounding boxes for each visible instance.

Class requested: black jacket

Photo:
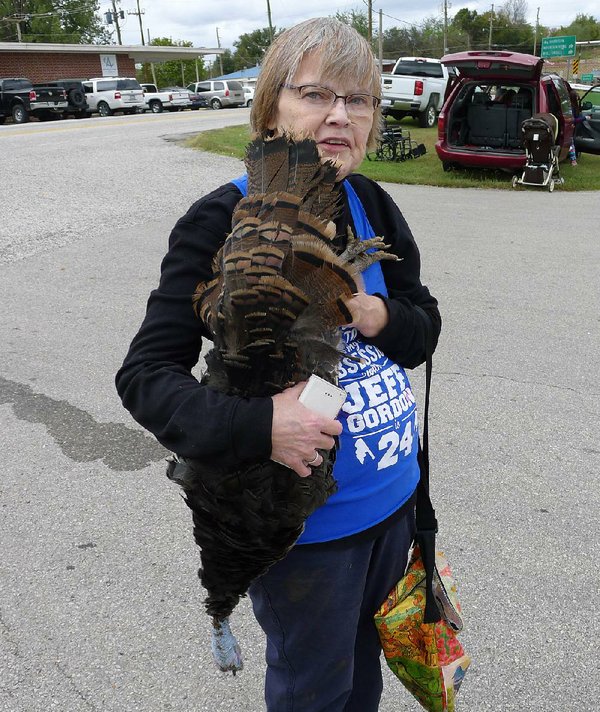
[115,174,441,466]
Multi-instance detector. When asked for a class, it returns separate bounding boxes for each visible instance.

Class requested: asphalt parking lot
[1,110,599,711]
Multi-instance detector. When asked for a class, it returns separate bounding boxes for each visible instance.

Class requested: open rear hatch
[441,51,544,82]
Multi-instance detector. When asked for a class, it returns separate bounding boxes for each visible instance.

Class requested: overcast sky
[111,1,597,56]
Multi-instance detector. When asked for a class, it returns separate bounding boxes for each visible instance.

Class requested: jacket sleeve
[115,185,274,465]
[347,175,442,369]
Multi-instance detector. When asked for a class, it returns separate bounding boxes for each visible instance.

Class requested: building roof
[213,65,261,80]
[0,42,222,62]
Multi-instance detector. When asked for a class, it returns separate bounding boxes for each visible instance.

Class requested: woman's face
[270,52,374,181]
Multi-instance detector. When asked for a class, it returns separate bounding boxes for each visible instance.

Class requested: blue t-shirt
[231,176,419,543]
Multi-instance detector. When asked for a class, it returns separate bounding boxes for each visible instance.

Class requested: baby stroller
[512,113,563,192]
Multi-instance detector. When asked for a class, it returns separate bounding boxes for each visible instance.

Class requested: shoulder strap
[414,307,441,623]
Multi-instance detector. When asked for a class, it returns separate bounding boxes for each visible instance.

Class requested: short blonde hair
[250,17,382,148]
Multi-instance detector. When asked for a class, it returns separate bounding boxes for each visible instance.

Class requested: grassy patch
[186,120,600,191]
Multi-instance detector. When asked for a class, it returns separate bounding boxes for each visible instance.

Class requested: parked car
[243,85,255,107]
[161,85,207,110]
[82,77,145,117]
[574,84,600,155]
[434,50,592,172]
[41,79,89,118]
[186,80,245,110]
[0,77,67,124]
[381,57,455,128]
[140,83,189,113]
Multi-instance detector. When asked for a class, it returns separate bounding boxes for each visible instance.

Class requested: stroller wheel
[511,175,519,189]
[548,178,555,193]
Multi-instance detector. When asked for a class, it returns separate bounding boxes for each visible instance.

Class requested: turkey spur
[168,134,396,670]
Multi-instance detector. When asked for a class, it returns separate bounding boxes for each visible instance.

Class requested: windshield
[393,61,443,78]
[117,79,141,90]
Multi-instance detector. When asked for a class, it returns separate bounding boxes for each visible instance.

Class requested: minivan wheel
[12,103,29,123]
[442,161,454,172]
[149,100,163,114]
[97,101,112,117]
[418,102,437,128]
[210,98,222,110]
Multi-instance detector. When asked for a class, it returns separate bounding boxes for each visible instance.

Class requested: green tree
[232,27,276,70]
[554,13,600,42]
[139,37,205,88]
[0,0,110,43]
[335,10,369,39]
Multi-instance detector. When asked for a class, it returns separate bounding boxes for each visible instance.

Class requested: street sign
[541,35,576,58]
[581,73,594,83]
[572,58,580,75]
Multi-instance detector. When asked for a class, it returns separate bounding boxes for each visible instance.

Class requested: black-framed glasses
[281,83,381,118]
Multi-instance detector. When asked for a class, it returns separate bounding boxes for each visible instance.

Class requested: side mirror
[582,101,593,110]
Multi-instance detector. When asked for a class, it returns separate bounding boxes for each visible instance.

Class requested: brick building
[0,43,221,82]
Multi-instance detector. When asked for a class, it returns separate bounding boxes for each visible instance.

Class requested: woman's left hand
[346,292,389,337]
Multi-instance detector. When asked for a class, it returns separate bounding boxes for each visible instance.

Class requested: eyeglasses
[281,83,381,118]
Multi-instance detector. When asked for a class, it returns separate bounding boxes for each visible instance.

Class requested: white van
[82,77,146,116]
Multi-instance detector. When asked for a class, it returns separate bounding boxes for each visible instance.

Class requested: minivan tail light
[225,89,230,96]
[114,91,122,99]
[437,111,445,139]
[29,90,37,101]
[414,80,424,96]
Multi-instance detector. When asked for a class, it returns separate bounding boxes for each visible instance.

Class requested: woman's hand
[346,292,389,337]
[271,382,342,477]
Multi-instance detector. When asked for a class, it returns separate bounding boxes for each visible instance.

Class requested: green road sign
[581,73,594,83]
[541,35,576,58]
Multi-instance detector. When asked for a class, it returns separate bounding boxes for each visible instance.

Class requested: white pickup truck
[140,83,189,113]
[381,57,454,128]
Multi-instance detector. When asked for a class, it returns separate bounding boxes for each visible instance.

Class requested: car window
[545,83,561,118]
[552,78,573,118]
[229,81,243,91]
[580,85,600,112]
[83,83,93,93]
[97,80,117,91]
[117,79,141,90]
[4,79,31,90]
[196,82,210,93]
[393,61,443,78]
[214,82,225,91]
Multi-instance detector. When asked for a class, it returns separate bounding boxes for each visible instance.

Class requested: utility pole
[215,28,224,75]
[266,0,274,43]
[443,0,449,55]
[127,0,145,45]
[533,6,540,55]
[111,0,123,45]
[4,15,27,42]
[488,4,494,50]
[367,0,372,45]
[378,9,383,72]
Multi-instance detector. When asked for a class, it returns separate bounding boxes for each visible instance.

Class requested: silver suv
[186,80,245,110]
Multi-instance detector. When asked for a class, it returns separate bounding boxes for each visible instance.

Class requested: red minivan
[435,50,576,171]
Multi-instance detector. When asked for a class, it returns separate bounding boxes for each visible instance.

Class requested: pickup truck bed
[0,77,67,124]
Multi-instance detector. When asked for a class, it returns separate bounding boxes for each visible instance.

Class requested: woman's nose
[325,97,350,124]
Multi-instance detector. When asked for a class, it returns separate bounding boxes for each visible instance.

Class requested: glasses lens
[297,85,377,117]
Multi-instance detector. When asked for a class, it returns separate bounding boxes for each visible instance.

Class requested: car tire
[0,116,5,125]
[442,161,454,172]
[418,101,437,128]
[97,101,112,117]
[246,99,253,107]
[68,88,86,108]
[210,98,222,110]
[149,100,163,114]
[12,103,29,124]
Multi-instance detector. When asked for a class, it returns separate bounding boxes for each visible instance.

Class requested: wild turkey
[167,134,395,673]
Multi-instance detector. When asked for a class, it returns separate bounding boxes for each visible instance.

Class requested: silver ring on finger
[304,451,319,466]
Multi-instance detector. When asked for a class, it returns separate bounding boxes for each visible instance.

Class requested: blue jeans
[248,506,416,712]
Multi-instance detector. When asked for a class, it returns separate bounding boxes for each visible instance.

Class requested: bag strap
[414,307,441,624]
